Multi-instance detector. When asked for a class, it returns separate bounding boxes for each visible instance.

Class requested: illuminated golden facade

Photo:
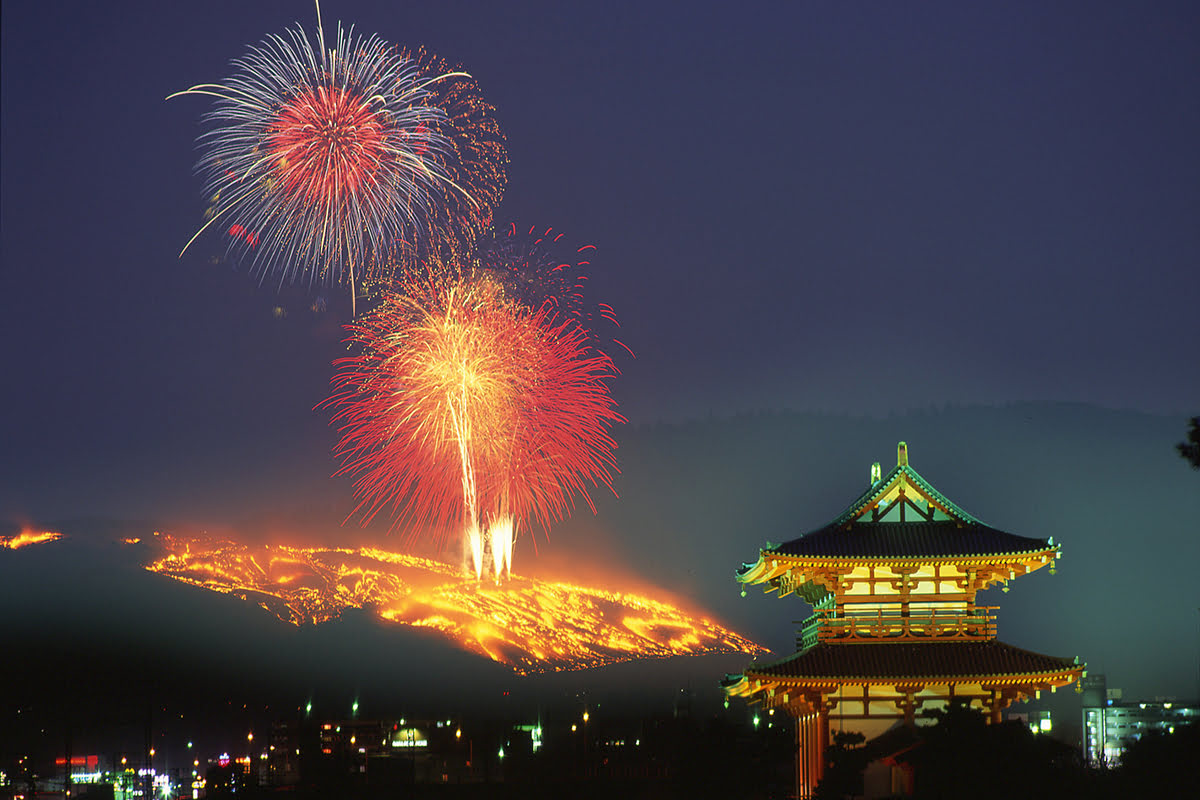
[724,443,1083,798]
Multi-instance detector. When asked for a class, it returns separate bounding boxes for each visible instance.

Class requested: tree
[1177,416,1200,469]
[1111,723,1199,798]
[906,703,1084,800]
[814,730,868,800]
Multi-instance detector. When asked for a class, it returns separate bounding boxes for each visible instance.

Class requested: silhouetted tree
[906,702,1084,800]
[1178,416,1200,469]
[1110,723,1199,799]
[813,730,867,800]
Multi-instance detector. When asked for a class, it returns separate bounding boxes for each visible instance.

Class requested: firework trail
[171,5,505,312]
[323,264,623,579]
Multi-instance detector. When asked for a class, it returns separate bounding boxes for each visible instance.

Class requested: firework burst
[323,264,622,578]
[171,7,505,309]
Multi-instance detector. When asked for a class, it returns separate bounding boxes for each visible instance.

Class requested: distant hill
[3,403,1196,742]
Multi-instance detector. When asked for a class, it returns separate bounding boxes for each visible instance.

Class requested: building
[723,443,1085,798]
[1081,673,1199,765]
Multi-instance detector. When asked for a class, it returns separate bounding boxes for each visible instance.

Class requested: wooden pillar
[801,708,821,800]
[796,711,821,800]
[816,704,830,788]
[803,713,813,799]
[988,689,1002,725]
[893,683,923,725]
[796,712,807,800]
[796,714,806,800]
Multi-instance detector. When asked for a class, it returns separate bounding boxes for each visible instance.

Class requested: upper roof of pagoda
[829,441,981,527]
[770,521,1050,560]
[741,442,1055,573]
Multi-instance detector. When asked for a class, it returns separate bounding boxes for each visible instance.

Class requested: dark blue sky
[2,1,1198,704]
[3,1,1197,429]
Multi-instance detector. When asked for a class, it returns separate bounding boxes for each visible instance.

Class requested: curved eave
[737,546,1060,587]
[742,665,1083,687]
[736,552,791,585]
[730,663,1084,701]
[722,673,752,697]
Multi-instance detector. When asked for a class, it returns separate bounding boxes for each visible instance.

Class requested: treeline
[816,703,1198,800]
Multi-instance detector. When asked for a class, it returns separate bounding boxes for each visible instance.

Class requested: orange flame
[1,529,63,549]
[144,532,764,674]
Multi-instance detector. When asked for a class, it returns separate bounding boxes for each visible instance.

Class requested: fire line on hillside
[140,532,764,675]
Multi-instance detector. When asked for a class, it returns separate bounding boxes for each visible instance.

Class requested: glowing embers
[144,532,763,674]
[1,528,63,549]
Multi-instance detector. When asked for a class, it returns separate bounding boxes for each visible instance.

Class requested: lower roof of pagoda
[771,520,1052,561]
[735,640,1080,685]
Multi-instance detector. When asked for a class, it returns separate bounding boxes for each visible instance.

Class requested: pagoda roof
[733,640,1080,685]
[771,520,1051,560]
[738,443,1056,578]
[828,458,981,529]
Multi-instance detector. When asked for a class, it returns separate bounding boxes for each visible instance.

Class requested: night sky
[3,0,1199,723]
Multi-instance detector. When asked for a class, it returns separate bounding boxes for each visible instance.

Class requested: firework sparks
[143,532,764,674]
[479,224,625,352]
[396,48,508,266]
[171,6,505,309]
[1,529,63,549]
[324,265,623,578]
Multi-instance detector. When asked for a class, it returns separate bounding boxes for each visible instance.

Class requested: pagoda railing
[815,606,998,643]
[795,615,821,651]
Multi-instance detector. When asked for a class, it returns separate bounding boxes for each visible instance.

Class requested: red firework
[324,268,623,545]
[267,86,389,203]
[172,19,506,298]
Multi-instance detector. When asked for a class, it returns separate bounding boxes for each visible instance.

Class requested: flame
[144,532,764,674]
[1,529,63,549]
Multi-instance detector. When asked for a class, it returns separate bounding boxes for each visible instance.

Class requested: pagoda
[723,442,1083,798]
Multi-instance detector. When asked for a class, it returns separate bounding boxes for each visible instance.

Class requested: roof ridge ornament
[897,441,908,467]
[870,462,882,484]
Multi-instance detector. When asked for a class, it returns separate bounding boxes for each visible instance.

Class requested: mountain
[3,403,1196,754]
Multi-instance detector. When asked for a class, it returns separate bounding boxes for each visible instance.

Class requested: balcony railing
[795,615,821,651]
[812,606,998,643]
